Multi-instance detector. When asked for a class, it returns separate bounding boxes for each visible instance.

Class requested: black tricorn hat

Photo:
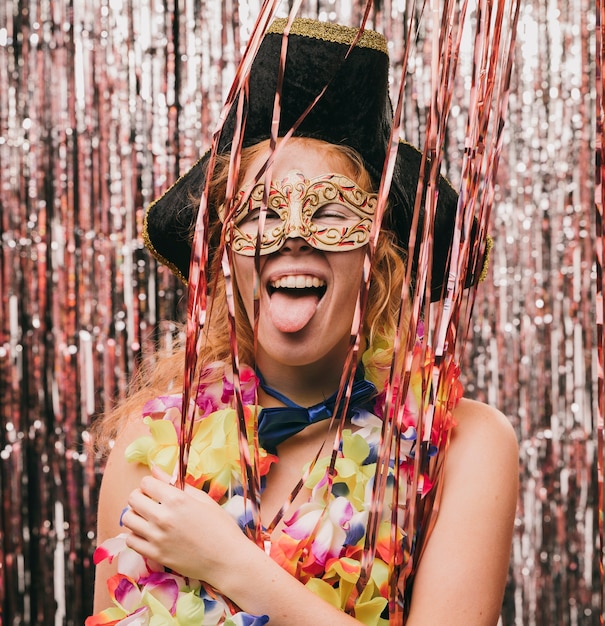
[143,18,488,301]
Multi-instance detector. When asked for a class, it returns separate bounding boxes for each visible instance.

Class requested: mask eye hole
[237,207,282,235]
[313,203,360,226]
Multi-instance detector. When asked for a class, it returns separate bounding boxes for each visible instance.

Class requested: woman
[90,18,518,625]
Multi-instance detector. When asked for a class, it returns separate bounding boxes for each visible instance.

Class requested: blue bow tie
[256,372,377,453]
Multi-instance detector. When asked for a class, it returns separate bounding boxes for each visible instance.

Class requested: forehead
[243,138,358,187]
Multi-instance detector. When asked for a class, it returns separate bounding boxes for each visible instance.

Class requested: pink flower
[112,576,144,612]
[138,573,180,615]
[93,534,162,582]
[284,497,354,568]
[142,395,182,418]
[220,365,258,406]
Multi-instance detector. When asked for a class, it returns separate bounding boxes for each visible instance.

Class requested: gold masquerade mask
[220,171,377,255]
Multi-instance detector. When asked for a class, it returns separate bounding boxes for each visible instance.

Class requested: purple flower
[221,366,258,406]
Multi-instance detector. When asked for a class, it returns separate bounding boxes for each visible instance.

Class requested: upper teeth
[270,275,325,289]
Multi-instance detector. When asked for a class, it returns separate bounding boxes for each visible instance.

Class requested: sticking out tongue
[269,290,320,333]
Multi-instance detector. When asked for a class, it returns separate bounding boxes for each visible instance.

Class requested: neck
[256,344,363,408]
[256,362,339,407]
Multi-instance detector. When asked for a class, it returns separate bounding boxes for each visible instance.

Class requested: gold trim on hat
[478,234,493,283]
[267,18,388,54]
[142,201,189,284]
[142,153,208,285]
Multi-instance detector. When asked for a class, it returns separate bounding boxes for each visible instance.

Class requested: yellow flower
[125,415,180,477]
[308,557,389,625]
[126,407,276,501]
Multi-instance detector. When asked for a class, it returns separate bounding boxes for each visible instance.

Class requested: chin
[258,327,351,370]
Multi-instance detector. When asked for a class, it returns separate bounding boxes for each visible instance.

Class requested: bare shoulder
[103,415,152,471]
[446,397,519,504]
[453,396,516,431]
[450,397,519,468]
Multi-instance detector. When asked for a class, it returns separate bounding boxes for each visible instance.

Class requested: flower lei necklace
[87,339,462,626]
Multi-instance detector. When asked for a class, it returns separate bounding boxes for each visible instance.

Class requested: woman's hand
[119,468,361,625]
[121,468,249,586]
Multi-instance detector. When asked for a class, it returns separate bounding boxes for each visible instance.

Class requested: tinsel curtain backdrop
[0,0,600,624]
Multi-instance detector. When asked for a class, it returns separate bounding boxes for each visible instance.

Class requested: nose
[279,236,314,254]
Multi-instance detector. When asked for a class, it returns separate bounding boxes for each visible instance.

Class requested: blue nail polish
[119,506,130,527]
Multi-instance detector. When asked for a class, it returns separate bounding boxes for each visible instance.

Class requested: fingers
[138,473,211,507]
[120,504,148,537]
[125,478,172,530]
[150,463,177,485]
[138,475,174,504]
[122,510,159,562]
[120,477,182,562]
[124,475,215,540]
[122,487,168,545]
[183,482,213,503]
[126,477,187,523]
[124,488,159,530]
[144,471,213,505]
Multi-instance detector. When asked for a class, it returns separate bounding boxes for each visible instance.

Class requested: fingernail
[119,505,131,527]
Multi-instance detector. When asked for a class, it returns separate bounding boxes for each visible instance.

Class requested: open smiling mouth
[268,275,327,298]
[267,275,327,332]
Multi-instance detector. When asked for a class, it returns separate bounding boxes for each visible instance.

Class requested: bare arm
[92,418,151,613]
[406,399,519,625]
